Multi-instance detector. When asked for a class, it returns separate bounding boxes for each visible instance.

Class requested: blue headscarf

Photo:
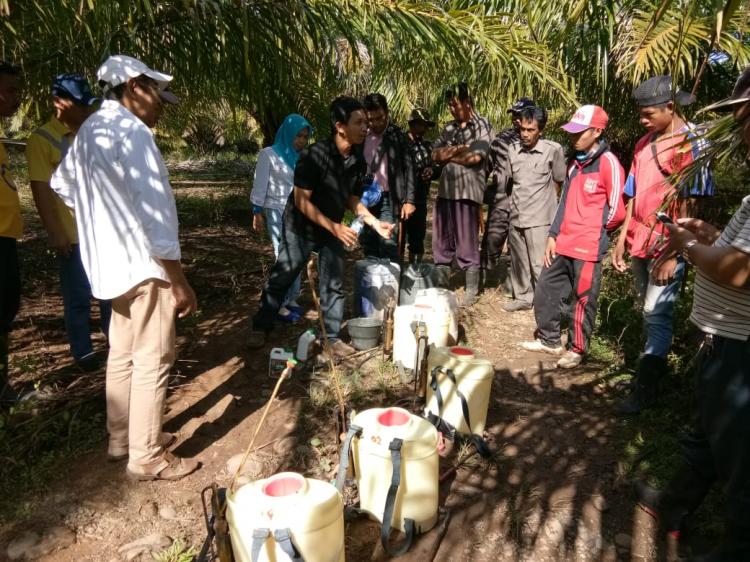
[272,113,313,171]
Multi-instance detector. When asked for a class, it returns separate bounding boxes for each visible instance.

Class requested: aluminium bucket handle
[335,426,416,557]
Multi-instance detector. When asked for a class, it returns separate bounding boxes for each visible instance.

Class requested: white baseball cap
[561,104,609,133]
[96,54,179,104]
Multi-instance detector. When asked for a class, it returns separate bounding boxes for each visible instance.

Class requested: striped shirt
[433,114,494,204]
[690,194,750,340]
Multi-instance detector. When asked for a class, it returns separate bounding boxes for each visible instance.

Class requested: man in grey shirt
[504,106,566,311]
[431,82,493,306]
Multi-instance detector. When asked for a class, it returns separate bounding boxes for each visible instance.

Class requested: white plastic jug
[354,258,400,320]
[392,304,449,373]
[414,288,459,344]
[296,329,317,361]
[226,472,345,562]
[347,407,439,538]
[425,346,494,435]
[269,348,294,377]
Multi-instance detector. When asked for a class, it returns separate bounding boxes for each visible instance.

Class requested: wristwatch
[682,239,699,264]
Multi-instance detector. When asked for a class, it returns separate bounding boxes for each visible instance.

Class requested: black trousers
[481,189,510,267]
[533,254,601,354]
[664,335,750,533]
[404,201,427,257]
[0,236,20,334]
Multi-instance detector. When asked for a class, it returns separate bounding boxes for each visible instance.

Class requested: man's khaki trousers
[508,223,549,304]
[106,279,175,474]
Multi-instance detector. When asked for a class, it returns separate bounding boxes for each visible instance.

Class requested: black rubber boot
[615,354,667,415]
[433,265,451,289]
[461,268,480,307]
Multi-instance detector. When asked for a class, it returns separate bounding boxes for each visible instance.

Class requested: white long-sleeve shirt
[249,146,295,211]
[51,100,180,300]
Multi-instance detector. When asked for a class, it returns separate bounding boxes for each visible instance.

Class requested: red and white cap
[561,105,608,133]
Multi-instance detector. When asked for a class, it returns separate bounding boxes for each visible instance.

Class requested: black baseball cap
[633,75,695,107]
[408,108,435,127]
[508,97,535,114]
[701,66,750,113]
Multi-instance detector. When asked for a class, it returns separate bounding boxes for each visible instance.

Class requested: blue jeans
[59,245,112,361]
[631,256,686,359]
[264,208,301,306]
[253,221,344,341]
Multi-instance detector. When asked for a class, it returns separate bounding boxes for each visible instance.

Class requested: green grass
[0,399,107,522]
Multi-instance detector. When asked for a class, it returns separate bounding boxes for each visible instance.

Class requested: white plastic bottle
[296,329,317,361]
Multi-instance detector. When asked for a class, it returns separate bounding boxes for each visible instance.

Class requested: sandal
[277,306,301,323]
[107,432,178,462]
[126,452,200,481]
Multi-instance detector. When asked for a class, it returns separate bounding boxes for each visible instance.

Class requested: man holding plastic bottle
[248,96,393,363]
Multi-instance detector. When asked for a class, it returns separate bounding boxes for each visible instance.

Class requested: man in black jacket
[361,93,416,261]
[406,108,436,263]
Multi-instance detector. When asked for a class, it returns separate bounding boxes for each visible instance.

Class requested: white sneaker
[557,351,583,369]
[520,339,564,356]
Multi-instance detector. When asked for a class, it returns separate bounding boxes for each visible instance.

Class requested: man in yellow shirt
[26,74,110,372]
[0,61,22,405]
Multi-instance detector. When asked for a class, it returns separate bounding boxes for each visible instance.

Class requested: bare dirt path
[0,189,666,562]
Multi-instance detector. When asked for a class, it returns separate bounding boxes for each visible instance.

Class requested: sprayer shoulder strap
[335,424,363,492]
[251,528,305,562]
[425,410,456,441]
[430,366,472,430]
[381,438,416,556]
[428,367,493,459]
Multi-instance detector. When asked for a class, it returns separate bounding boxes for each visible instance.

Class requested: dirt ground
[0,184,672,562]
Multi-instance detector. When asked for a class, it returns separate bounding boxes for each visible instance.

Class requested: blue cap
[51,73,99,106]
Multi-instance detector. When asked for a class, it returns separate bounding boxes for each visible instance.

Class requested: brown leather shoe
[126,452,200,481]
[108,432,177,462]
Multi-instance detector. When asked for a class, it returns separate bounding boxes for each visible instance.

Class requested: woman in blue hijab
[250,113,312,321]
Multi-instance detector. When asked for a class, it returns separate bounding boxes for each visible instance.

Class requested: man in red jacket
[521,105,625,368]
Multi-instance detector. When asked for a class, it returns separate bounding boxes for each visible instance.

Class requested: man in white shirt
[51,55,199,481]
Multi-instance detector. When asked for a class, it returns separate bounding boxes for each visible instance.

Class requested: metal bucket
[347,317,383,350]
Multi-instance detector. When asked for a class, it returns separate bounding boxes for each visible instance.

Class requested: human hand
[333,222,358,247]
[170,277,198,318]
[401,203,416,220]
[47,230,72,257]
[544,237,556,268]
[252,212,266,233]
[373,221,396,240]
[421,167,433,181]
[611,238,628,272]
[675,218,720,245]
[656,221,699,258]
[650,255,678,286]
